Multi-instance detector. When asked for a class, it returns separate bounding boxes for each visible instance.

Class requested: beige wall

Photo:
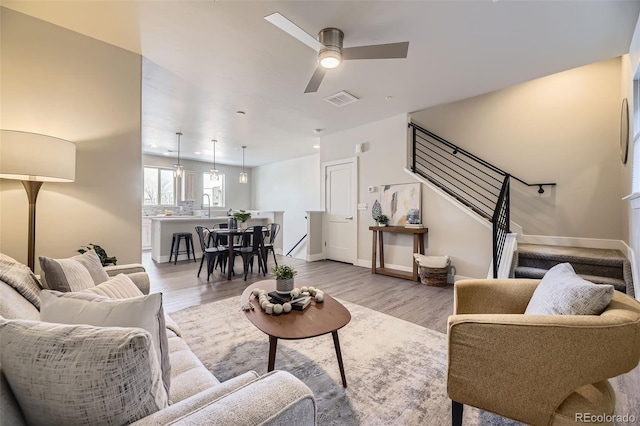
[0,8,142,270]
[320,114,492,278]
[143,154,251,211]
[252,154,321,258]
[412,58,625,241]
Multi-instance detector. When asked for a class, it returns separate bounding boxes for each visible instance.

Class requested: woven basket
[418,265,448,287]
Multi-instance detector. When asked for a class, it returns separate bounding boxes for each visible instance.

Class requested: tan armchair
[447,279,640,426]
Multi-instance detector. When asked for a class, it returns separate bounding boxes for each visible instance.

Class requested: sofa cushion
[0,319,167,426]
[166,334,220,403]
[40,289,171,397]
[39,249,109,291]
[525,263,614,315]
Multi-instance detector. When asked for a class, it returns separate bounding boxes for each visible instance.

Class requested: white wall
[143,154,251,211]
[320,114,492,278]
[412,58,625,241]
[252,154,321,258]
[0,8,142,270]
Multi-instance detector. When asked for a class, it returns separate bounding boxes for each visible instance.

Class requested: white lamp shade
[0,130,76,182]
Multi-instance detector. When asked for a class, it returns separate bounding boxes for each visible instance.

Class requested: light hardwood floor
[143,251,640,418]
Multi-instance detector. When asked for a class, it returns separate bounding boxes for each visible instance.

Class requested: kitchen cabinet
[142,217,152,250]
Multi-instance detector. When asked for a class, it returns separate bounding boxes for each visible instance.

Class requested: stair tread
[514,266,626,290]
[517,244,628,266]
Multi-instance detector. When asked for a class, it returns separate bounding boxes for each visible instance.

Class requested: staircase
[512,244,634,296]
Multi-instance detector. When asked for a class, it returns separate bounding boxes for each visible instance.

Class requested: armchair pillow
[40,289,171,396]
[39,249,109,291]
[0,319,167,426]
[81,272,145,298]
[525,263,614,315]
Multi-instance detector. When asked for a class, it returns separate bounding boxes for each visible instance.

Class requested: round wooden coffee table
[240,279,351,387]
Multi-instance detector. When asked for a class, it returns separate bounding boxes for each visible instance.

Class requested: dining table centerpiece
[232,210,252,229]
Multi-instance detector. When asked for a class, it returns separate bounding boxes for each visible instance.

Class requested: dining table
[211,227,268,280]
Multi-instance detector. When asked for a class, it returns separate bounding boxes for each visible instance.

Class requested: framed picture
[380,183,421,226]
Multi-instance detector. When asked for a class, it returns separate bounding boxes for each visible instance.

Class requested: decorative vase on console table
[273,264,297,294]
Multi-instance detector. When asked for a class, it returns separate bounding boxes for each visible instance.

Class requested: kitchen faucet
[202,194,211,218]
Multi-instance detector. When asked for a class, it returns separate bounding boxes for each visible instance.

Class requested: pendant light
[239,145,248,184]
[174,132,184,178]
[210,139,219,180]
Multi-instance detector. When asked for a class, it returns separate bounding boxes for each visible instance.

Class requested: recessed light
[313,128,323,134]
[313,145,320,149]
[149,144,158,148]
[385,96,393,101]
[194,151,201,155]
[236,110,246,115]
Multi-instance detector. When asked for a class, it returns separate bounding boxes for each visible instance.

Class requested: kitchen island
[150,211,283,263]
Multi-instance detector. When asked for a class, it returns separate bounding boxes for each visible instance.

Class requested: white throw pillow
[40,289,171,396]
[525,263,614,315]
[0,319,167,426]
[39,249,109,291]
[82,272,145,298]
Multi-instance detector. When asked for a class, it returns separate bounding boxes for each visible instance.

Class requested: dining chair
[263,223,280,270]
[233,226,267,281]
[209,223,230,273]
[194,226,225,281]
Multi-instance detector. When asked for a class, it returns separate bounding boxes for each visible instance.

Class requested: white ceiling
[3,0,640,167]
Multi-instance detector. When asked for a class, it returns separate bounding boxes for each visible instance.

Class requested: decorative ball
[260,299,269,310]
[265,303,274,314]
[259,290,267,296]
[290,289,300,298]
[282,302,292,313]
[301,292,310,297]
[300,286,308,293]
[308,286,316,296]
[315,291,324,303]
[273,304,283,315]
[252,288,261,297]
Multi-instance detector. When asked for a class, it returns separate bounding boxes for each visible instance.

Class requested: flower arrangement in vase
[232,210,252,229]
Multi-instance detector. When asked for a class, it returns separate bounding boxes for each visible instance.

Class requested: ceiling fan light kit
[318,28,344,69]
[264,12,409,93]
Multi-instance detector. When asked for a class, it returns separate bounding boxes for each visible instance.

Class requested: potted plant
[377,214,389,227]
[77,244,117,266]
[272,264,297,294]
[232,210,252,229]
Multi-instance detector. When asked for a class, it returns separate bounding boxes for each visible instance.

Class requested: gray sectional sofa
[0,255,316,425]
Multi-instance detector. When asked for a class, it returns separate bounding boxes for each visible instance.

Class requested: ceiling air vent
[324,90,359,107]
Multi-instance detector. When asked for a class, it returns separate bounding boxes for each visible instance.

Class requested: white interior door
[324,159,357,264]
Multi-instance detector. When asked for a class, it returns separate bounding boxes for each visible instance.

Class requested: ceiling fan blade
[264,12,323,52]
[342,42,409,60]
[304,66,326,93]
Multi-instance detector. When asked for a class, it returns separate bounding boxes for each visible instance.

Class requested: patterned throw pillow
[40,289,171,397]
[0,319,168,426]
[39,249,109,291]
[525,263,614,315]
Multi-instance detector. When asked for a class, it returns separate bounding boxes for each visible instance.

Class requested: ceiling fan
[265,12,410,93]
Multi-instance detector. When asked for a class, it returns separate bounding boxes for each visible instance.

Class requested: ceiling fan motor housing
[318,28,344,68]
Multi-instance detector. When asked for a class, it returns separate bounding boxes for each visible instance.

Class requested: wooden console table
[369,226,429,281]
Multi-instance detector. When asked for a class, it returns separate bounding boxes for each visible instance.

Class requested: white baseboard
[306,253,326,262]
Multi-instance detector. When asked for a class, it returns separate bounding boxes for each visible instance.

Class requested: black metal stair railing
[408,122,556,278]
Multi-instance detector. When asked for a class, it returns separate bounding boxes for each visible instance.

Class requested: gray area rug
[170,296,522,426]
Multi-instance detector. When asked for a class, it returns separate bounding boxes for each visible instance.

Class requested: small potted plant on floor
[272,264,297,294]
[232,210,252,229]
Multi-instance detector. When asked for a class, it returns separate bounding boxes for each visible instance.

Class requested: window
[144,166,175,206]
[203,173,225,207]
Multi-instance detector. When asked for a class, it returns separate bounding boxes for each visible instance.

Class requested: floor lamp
[0,130,76,271]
